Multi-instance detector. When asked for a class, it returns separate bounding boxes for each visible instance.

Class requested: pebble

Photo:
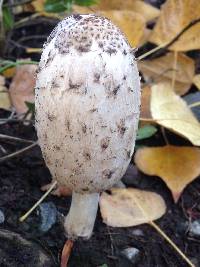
[122,164,140,186]
[39,202,57,232]
[132,229,144,237]
[189,220,200,237]
[0,210,5,224]
[121,247,141,264]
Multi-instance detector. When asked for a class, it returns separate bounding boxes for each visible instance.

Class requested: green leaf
[2,7,14,31]
[25,101,35,120]
[99,265,108,267]
[136,125,157,141]
[0,60,38,74]
[74,0,98,6]
[44,0,72,13]
[44,0,98,13]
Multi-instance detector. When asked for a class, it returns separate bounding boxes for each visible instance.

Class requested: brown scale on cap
[44,14,129,58]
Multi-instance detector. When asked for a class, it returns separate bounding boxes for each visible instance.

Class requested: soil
[0,110,200,267]
[1,2,200,266]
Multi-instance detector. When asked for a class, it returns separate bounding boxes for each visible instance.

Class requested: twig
[189,101,200,108]
[0,142,38,163]
[19,180,58,222]
[0,133,35,143]
[171,51,178,90]
[61,240,74,267]
[161,127,169,145]
[150,221,195,267]
[137,18,200,61]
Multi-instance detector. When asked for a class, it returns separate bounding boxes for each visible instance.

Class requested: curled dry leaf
[151,82,200,146]
[149,0,200,51]
[193,74,200,90]
[100,188,166,227]
[134,146,200,202]
[95,0,160,22]
[9,64,37,115]
[100,10,145,47]
[0,75,11,110]
[139,52,195,95]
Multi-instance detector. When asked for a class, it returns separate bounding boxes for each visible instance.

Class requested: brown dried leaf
[151,82,200,145]
[193,74,200,90]
[100,188,166,227]
[95,0,160,22]
[139,52,195,95]
[9,64,37,114]
[149,0,200,51]
[135,146,200,202]
[100,10,145,47]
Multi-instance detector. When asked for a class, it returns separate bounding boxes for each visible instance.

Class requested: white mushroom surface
[35,14,141,239]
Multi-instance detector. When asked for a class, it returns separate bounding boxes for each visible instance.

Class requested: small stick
[189,101,200,108]
[61,239,74,267]
[0,142,38,163]
[0,133,35,143]
[137,43,167,61]
[150,221,195,267]
[19,180,58,222]
[171,51,178,90]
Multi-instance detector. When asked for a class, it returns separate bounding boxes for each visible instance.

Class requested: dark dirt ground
[0,109,200,267]
[1,1,200,266]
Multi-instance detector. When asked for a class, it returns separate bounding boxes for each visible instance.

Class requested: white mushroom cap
[35,14,140,194]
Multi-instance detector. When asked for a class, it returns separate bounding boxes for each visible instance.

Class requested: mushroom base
[64,192,99,240]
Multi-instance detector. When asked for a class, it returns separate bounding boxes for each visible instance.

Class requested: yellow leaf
[149,0,200,51]
[100,188,166,227]
[0,76,11,110]
[9,65,37,114]
[135,146,200,202]
[151,82,200,145]
[2,67,16,78]
[31,0,45,12]
[193,74,200,90]
[100,10,145,47]
[95,0,160,22]
[139,52,195,95]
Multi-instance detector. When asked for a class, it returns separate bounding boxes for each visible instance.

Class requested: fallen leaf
[100,188,166,227]
[136,125,157,140]
[134,146,200,202]
[95,0,160,22]
[140,86,152,119]
[149,0,200,51]
[151,82,200,146]
[193,74,200,90]
[2,67,16,78]
[31,0,45,12]
[0,75,11,110]
[100,10,145,47]
[9,64,37,115]
[139,52,195,95]
[139,28,152,46]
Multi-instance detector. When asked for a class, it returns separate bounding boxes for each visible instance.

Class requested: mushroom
[35,14,141,240]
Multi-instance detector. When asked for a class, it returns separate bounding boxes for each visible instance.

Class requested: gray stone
[121,247,141,264]
[0,210,5,224]
[39,202,57,232]
[132,229,144,237]
[189,220,200,236]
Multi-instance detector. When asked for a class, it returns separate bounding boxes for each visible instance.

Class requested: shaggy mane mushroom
[35,14,141,240]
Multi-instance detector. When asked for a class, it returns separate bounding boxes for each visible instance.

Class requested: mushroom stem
[64,192,99,239]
